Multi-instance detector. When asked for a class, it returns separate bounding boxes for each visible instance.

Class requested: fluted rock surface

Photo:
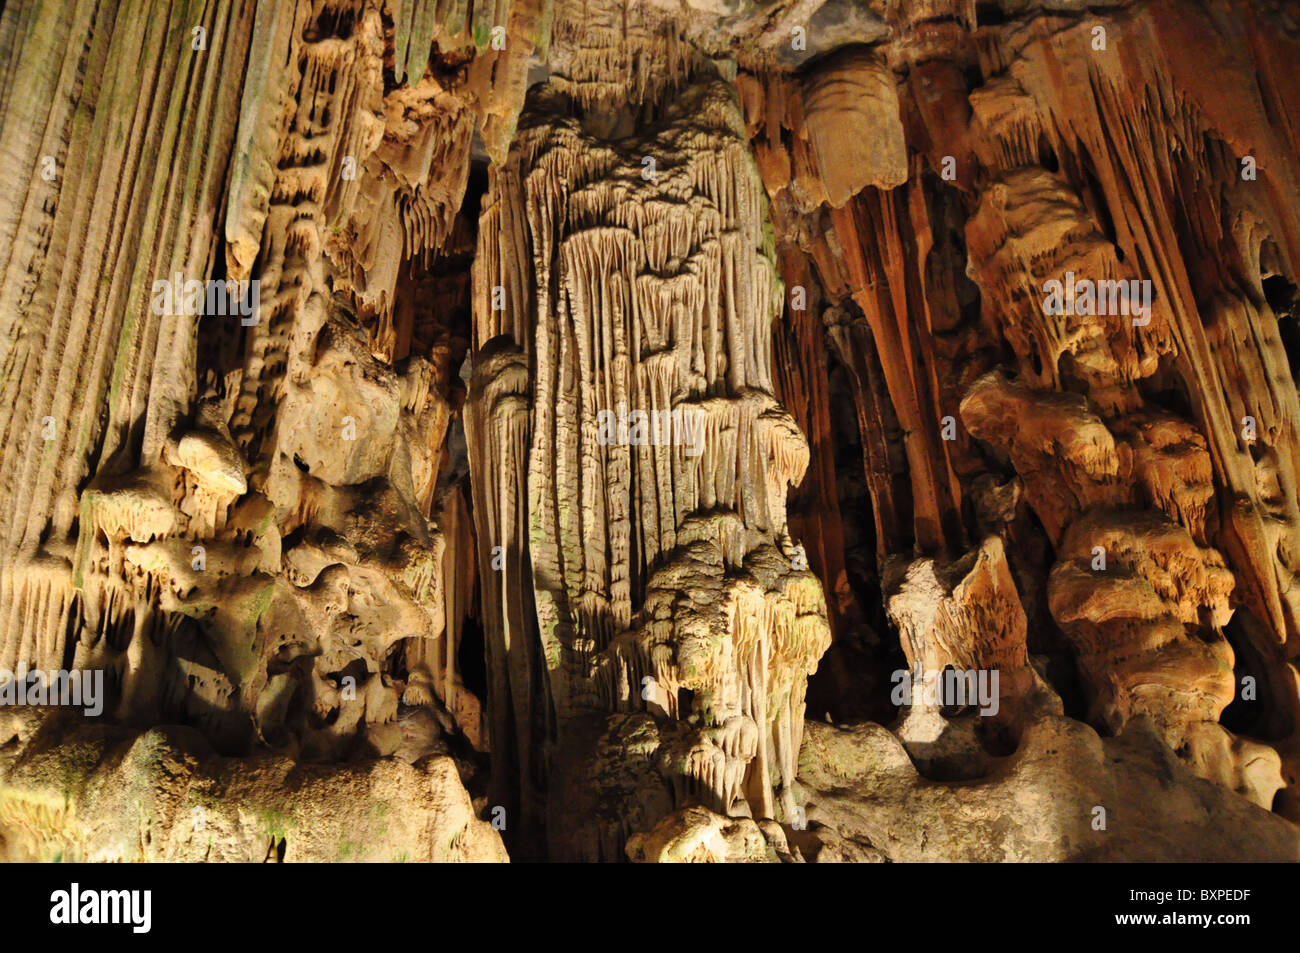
[1,0,1299,863]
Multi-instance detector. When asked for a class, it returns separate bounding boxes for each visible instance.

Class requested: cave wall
[1,0,1299,862]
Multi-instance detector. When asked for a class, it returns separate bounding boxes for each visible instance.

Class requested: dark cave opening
[975,2,1012,27]
[1037,133,1059,174]
[803,340,904,727]
[457,615,488,702]
[1221,609,1294,741]
[1264,272,1300,381]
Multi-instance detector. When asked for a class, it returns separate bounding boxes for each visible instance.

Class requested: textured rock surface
[795,716,1300,862]
[0,709,505,862]
[0,0,1298,863]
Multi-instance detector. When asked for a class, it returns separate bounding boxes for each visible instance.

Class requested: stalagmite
[2,0,1300,866]
[467,65,831,857]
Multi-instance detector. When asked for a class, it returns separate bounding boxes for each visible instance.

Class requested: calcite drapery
[737,0,1300,846]
[0,0,511,849]
[468,69,830,856]
[3,0,1300,864]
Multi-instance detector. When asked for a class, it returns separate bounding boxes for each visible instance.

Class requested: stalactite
[466,69,830,857]
[4,0,1300,866]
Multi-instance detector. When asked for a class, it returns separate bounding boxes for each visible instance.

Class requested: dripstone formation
[1,0,1298,863]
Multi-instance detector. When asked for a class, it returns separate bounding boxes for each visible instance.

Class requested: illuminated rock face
[0,0,1299,862]
[469,75,829,857]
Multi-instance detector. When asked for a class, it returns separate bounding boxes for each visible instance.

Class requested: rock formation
[1,0,1299,863]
